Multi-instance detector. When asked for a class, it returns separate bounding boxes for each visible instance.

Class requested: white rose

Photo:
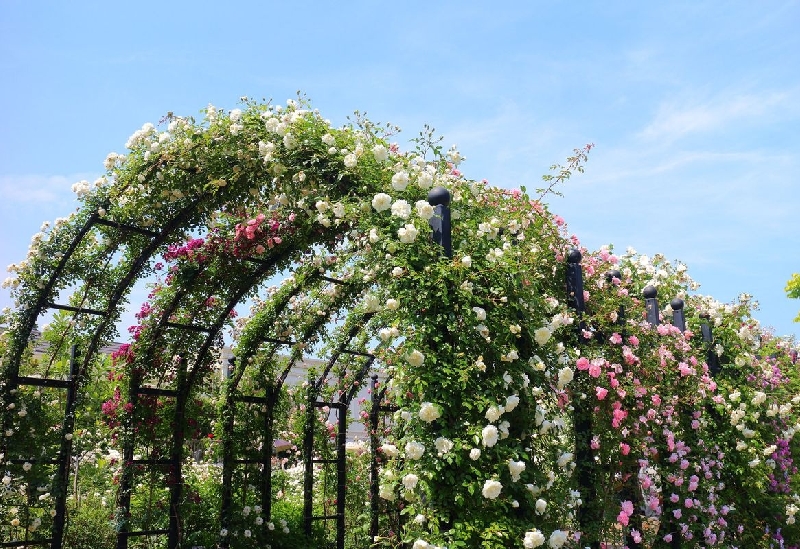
[505,394,520,412]
[397,224,419,244]
[344,153,358,168]
[407,350,425,367]
[482,424,499,447]
[535,498,547,514]
[405,441,425,460]
[485,405,504,422]
[392,171,409,191]
[548,530,568,548]
[322,133,336,146]
[380,444,399,458]
[402,473,419,491]
[434,437,454,454]
[534,327,552,346]
[373,144,389,162]
[412,540,430,549]
[386,298,400,311]
[472,306,487,321]
[391,199,412,219]
[461,255,472,267]
[379,484,395,501]
[415,200,435,220]
[482,479,502,499]
[508,459,526,481]
[524,529,546,548]
[372,193,392,212]
[418,402,441,423]
[557,367,574,389]
[469,448,481,460]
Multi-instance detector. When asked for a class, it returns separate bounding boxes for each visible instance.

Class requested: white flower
[386,298,400,311]
[482,424,499,447]
[392,171,409,191]
[434,437,454,454]
[508,459,526,482]
[505,395,520,413]
[557,452,574,468]
[2,475,11,485]
[344,153,358,168]
[415,200,435,220]
[535,498,547,514]
[469,448,481,460]
[391,199,412,219]
[461,255,472,267]
[373,144,389,162]
[534,327,552,346]
[220,528,228,537]
[407,350,425,367]
[322,133,336,146]
[417,170,434,189]
[229,108,242,122]
[499,420,510,439]
[22,462,32,472]
[332,202,346,218]
[369,228,380,243]
[413,514,427,524]
[752,391,767,406]
[391,266,404,277]
[71,180,91,198]
[244,529,251,538]
[548,530,568,548]
[379,484,395,500]
[380,444,399,458]
[524,529,546,548]
[419,402,441,423]
[412,540,431,549]
[405,441,425,460]
[482,479,502,499]
[397,224,419,243]
[485,405,504,422]
[556,367,574,389]
[472,307,487,321]
[402,473,419,491]
[372,193,393,212]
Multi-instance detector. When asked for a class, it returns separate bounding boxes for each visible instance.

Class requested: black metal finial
[643,286,659,326]
[427,186,451,206]
[670,298,685,332]
[427,187,452,258]
[605,269,622,282]
[567,248,582,264]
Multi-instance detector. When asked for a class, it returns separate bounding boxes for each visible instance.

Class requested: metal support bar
[163,321,213,333]
[700,313,721,377]
[15,376,71,389]
[670,298,686,332]
[167,359,188,549]
[643,286,659,327]
[566,249,585,315]
[46,302,108,316]
[427,186,452,258]
[336,399,348,549]
[93,217,160,237]
[50,345,80,549]
[136,387,177,397]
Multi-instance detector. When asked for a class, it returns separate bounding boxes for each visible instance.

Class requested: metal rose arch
[5,98,800,549]
[0,100,578,549]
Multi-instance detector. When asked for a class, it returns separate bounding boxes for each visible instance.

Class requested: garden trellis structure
[2,99,800,549]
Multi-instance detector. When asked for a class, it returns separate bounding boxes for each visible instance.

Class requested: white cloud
[639,89,794,142]
[0,173,96,205]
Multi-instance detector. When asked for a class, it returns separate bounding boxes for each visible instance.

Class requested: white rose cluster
[418,402,441,423]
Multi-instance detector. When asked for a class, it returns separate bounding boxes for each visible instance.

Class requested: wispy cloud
[639,89,794,142]
[0,173,94,206]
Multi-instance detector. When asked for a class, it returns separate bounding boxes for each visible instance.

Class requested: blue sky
[1,1,799,340]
